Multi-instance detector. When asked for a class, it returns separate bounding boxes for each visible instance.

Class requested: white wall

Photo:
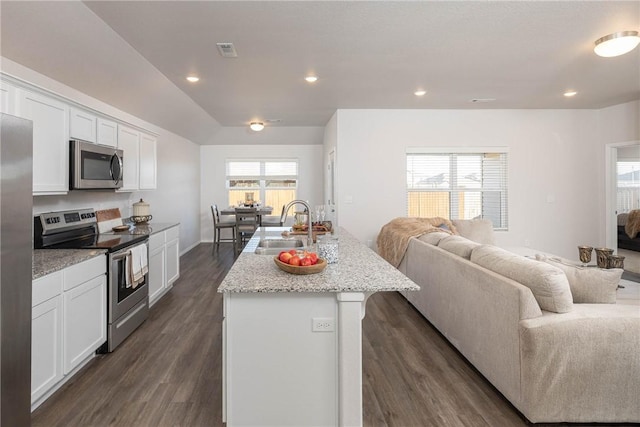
[200,144,324,242]
[3,59,202,254]
[332,108,607,259]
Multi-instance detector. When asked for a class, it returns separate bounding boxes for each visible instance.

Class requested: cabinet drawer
[166,225,180,242]
[149,232,165,251]
[64,256,106,291]
[33,271,63,307]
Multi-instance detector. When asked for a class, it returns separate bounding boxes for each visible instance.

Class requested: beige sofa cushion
[437,235,481,259]
[452,219,495,245]
[471,245,573,313]
[535,255,621,304]
[417,231,450,246]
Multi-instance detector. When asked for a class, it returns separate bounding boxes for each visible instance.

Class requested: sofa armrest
[518,304,640,423]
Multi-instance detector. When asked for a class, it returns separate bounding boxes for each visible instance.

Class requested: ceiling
[1,1,639,145]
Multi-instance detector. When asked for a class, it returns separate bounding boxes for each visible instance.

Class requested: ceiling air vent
[470,98,496,103]
[216,42,238,58]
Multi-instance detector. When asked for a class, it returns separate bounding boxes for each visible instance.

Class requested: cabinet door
[32,295,63,404]
[139,133,157,190]
[97,118,118,147]
[19,91,69,194]
[69,108,97,142]
[63,275,106,374]
[0,80,18,115]
[148,246,166,306]
[117,125,139,191]
[166,237,180,286]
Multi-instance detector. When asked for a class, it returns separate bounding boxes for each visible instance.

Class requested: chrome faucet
[284,199,313,247]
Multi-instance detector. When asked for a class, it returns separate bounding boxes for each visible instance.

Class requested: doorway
[606,141,640,275]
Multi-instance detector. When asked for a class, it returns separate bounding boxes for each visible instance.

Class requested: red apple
[279,252,293,263]
[288,255,301,266]
[300,257,312,267]
[288,249,298,256]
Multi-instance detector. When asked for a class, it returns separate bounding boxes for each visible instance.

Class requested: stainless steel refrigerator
[1,113,33,426]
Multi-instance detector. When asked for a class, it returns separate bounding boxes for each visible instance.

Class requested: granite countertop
[218,227,419,293]
[33,249,107,280]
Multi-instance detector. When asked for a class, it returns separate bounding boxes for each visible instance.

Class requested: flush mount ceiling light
[249,122,265,132]
[305,76,318,83]
[186,76,200,83]
[564,91,578,97]
[414,90,427,96]
[594,31,640,57]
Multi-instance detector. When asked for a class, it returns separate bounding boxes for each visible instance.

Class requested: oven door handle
[111,250,131,261]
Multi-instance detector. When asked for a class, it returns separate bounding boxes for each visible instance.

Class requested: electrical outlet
[312,317,335,332]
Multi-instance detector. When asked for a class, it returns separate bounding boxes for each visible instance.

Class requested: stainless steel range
[34,208,149,352]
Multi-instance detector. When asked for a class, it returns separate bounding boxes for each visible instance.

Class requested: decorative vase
[594,248,614,268]
[607,255,625,269]
[578,246,593,265]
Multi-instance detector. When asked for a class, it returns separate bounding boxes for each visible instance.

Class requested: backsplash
[33,191,145,221]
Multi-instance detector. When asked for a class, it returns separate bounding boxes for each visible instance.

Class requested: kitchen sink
[254,238,305,255]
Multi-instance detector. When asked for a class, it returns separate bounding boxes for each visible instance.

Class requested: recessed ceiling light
[594,31,640,57]
[186,76,200,83]
[249,122,264,132]
[414,90,427,96]
[564,91,578,97]
[305,76,318,83]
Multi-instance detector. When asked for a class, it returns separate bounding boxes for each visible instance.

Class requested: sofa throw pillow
[452,219,495,245]
[417,231,450,246]
[535,254,621,304]
[470,245,573,313]
[437,235,481,259]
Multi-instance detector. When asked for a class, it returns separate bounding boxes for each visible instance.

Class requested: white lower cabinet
[148,225,180,306]
[31,255,106,410]
[31,271,64,405]
[63,275,106,374]
[149,234,166,304]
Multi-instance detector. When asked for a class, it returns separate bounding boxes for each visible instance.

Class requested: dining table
[220,206,274,226]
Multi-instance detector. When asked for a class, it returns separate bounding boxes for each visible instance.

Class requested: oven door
[70,139,123,190]
[108,242,149,322]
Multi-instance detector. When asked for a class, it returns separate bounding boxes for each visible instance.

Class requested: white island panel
[225,292,337,426]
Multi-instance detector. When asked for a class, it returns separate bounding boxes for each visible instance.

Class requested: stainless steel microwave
[70,139,123,190]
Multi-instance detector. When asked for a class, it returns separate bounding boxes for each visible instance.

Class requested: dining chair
[260,204,286,227]
[211,204,236,254]
[235,207,258,253]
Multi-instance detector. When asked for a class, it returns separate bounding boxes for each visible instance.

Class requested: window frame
[225,158,299,206]
[406,147,509,230]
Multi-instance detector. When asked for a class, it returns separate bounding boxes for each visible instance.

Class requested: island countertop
[218,227,419,293]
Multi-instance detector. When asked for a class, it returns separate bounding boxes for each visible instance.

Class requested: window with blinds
[406,150,508,229]
[226,159,298,208]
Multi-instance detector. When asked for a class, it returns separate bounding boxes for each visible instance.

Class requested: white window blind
[406,150,508,229]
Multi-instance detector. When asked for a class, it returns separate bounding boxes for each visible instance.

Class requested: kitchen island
[218,227,419,427]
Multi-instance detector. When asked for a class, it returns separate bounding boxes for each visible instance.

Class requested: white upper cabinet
[0,80,18,115]
[117,125,140,191]
[69,108,97,143]
[139,132,157,190]
[97,118,118,147]
[19,90,69,194]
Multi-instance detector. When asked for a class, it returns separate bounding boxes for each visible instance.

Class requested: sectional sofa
[386,219,640,423]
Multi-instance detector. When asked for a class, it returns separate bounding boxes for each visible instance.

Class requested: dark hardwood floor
[32,243,627,427]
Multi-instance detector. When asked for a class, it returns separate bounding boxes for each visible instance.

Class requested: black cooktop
[41,233,148,253]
